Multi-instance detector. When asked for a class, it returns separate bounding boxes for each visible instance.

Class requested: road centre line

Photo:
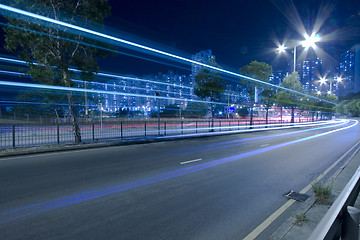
[243,128,360,240]
[180,159,203,165]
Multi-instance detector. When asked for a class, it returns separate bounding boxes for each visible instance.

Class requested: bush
[312,183,332,205]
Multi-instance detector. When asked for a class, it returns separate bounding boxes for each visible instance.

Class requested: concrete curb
[270,143,360,240]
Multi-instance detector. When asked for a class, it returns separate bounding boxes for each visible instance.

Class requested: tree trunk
[210,104,214,132]
[291,107,295,123]
[250,103,253,126]
[67,91,82,143]
[266,106,269,125]
[312,111,315,122]
[54,108,61,124]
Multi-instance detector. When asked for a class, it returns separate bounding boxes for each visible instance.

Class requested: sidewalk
[270,143,360,240]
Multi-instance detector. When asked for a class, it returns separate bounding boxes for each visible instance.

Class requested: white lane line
[180,158,203,165]
[260,144,269,147]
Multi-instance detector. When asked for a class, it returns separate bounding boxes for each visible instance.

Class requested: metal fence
[0,118,318,149]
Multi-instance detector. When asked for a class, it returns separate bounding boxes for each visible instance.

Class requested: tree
[4,0,111,142]
[276,72,303,123]
[183,102,209,118]
[240,61,273,123]
[194,61,225,120]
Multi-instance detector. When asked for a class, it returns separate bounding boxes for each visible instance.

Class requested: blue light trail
[0,120,356,225]
[0,56,193,90]
[0,80,226,106]
[0,22,191,73]
[0,4,336,105]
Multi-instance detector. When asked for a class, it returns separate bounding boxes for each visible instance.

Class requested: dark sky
[100,0,360,74]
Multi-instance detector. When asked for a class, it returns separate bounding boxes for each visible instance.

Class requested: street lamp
[277,33,321,72]
[318,76,337,95]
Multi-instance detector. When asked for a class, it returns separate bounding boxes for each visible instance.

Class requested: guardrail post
[164,121,166,136]
[12,124,15,148]
[92,123,95,141]
[181,121,183,134]
[196,121,198,133]
[57,124,60,144]
[219,120,221,131]
[121,122,123,139]
[145,122,147,137]
[342,206,360,240]
[209,121,211,132]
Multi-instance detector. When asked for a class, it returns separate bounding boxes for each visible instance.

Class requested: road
[0,119,358,240]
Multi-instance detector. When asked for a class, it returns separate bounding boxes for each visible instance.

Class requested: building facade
[191,49,216,83]
[338,44,360,97]
[297,57,323,93]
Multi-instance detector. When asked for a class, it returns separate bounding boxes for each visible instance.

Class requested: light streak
[0,119,356,224]
[0,80,226,106]
[0,22,191,73]
[0,4,336,105]
[176,120,348,154]
[0,56,193,90]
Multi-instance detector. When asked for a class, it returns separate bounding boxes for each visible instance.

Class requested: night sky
[100,0,360,74]
[0,0,359,76]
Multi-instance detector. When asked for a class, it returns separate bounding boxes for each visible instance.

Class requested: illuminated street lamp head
[301,33,321,50]
[277,44,286,54]
[327,90,332,95]
[317,91,321,95]
[319,77,327,85]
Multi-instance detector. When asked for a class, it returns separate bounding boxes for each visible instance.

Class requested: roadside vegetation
[312,183,332,205]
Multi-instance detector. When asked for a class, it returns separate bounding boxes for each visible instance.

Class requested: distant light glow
[327,90,332,95]
[0,4,337,105]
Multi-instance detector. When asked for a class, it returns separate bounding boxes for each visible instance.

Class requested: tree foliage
[336,98,360,117]
[239,60,273,102]
[4,0,112,142]
[276,72,303,123]
[183,102,209,118]
[194,61,225,103]
[240,61,273,123]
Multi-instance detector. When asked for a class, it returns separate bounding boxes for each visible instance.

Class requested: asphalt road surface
[0,119,359,240]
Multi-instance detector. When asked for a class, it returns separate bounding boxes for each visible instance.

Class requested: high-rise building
[298,57,323,93]
[338,44,360,97]
[270,70,289,85]
[191,50,216,82]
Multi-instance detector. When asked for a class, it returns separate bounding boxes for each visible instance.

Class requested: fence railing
[0,117,319,149]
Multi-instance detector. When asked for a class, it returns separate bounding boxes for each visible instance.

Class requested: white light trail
[0,56,193,90]
[0,80,226,106]
[0,4,336,105]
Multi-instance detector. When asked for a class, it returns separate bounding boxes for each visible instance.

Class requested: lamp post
[155,92,161,135]
[319,76,342,95]
[277,33,321,72]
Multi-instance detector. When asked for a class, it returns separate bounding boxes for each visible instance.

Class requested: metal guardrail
[308,146,360,240]
[0,118,317,149]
